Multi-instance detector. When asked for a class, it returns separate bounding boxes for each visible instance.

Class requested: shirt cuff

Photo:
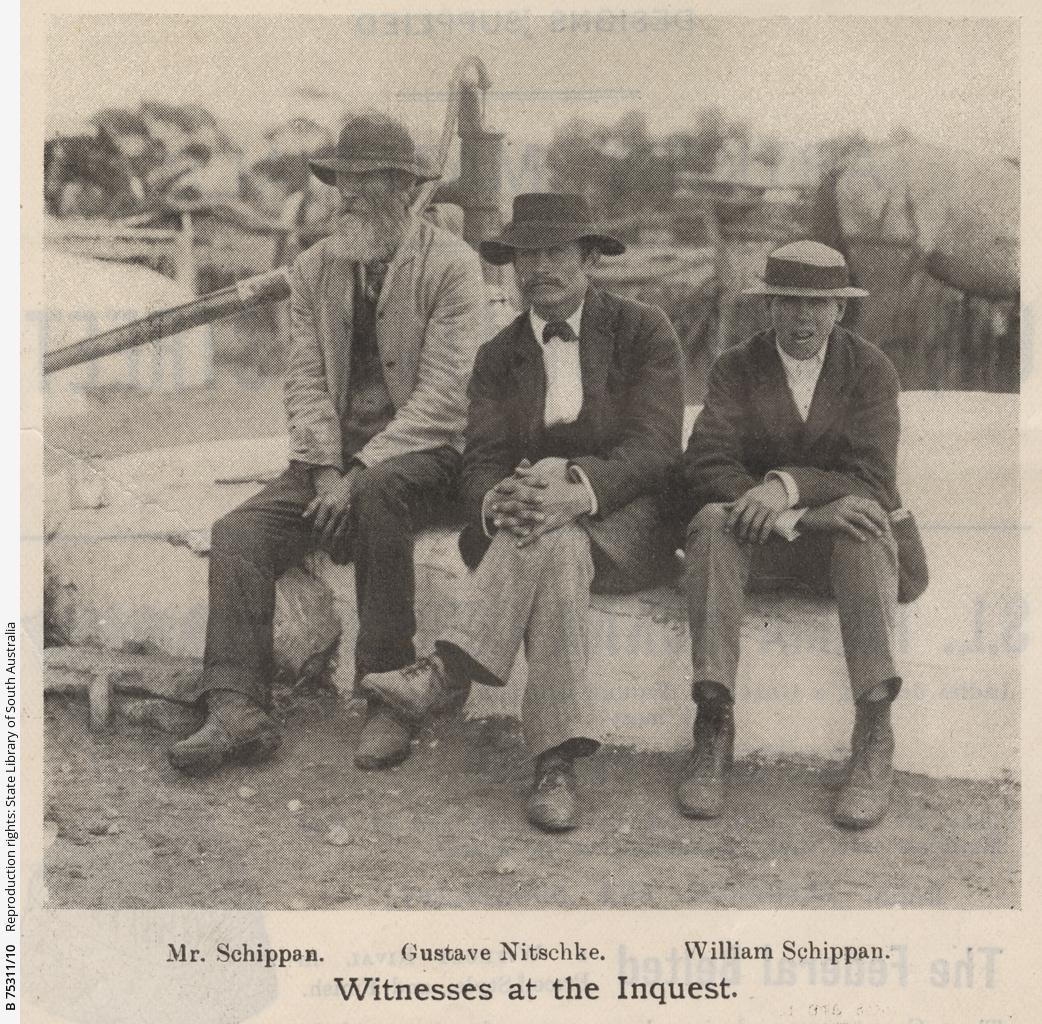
[773,508,806,542]
[766,470,799,509]
[481,488,498,539]
[567,463,598,517]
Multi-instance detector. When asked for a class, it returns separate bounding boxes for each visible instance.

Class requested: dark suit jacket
[459,286,683,588]
[682,327,905,515]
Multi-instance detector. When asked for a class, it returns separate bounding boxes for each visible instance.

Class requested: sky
[44,14,1019,160]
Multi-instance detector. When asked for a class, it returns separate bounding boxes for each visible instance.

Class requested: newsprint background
[13,1,1041,1022]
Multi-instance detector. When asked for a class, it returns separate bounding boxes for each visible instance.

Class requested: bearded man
[169,112,489,775]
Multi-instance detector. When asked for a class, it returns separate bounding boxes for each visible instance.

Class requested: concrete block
[44,484,340,680]
[43,392,1019,781]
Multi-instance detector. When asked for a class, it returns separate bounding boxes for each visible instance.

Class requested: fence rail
[46,214,199,293]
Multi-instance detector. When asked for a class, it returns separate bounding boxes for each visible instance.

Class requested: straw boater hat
[743,240,869,298]
[308,112,437,186]
[479,193,626,265]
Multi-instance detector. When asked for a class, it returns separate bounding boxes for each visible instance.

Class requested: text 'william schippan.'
[685,940,888,966]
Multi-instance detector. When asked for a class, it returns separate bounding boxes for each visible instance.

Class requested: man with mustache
[676,240,928,829]
[362,193,683,831]
[169,112,489,775]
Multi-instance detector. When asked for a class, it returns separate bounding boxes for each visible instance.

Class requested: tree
[887,124,916,146]
[818,129,871,173]
[753,132,784,168]
[545,108,756,227]
[546,117,604,207]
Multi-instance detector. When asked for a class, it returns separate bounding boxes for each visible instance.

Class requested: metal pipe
[43,267,290,375]
[433,58,503,280]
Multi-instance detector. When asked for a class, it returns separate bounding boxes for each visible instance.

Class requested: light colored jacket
[285,215,489,470]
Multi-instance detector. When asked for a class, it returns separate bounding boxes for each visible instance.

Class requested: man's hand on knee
[487,459,593,544]
[488,461,548,538]
[304,464,360,550]
[514,476,593,548]
[801,495,889,542]
[725,478,790,545]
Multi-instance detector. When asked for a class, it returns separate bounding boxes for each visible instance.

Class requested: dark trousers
[196,447,460,706]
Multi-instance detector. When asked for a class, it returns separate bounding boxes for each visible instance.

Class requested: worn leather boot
[833,697,895,829]
[676,685,735,819]
[360,654,467,721]
[354,698,415,771]
[168,689,281,775]
[527,754,578,833]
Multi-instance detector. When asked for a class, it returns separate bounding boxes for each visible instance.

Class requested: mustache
[338,197,404,221]
[332,207,409,262]
[522,277,564,288]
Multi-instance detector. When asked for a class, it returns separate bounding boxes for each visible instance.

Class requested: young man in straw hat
[169,112,489,775]
[676,239,927,829]
[362,193,684,832]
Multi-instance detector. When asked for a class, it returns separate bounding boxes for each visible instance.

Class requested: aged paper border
[19,2,1040,1021]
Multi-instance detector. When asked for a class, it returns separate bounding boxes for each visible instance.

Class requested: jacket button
[385,360,396,368]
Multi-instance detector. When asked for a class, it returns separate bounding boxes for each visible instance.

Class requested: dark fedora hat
[309,112,436,186]
[743,240,868,298]
[479,193,626,265]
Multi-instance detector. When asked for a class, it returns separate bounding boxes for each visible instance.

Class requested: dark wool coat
[682,327,904,513]
[680,326,928,602]
[459,286,683,589]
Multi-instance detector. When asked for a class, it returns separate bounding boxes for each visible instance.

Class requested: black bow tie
[542,320,577,344]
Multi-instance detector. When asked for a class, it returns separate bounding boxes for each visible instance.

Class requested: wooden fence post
[175,212,197,294]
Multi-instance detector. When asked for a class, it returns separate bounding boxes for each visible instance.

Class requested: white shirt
[480,303,597,537]
[775,338,828,422]
[769,338,828,540]
[529,305,585,427]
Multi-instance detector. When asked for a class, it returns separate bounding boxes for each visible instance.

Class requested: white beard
[329,198,411,263]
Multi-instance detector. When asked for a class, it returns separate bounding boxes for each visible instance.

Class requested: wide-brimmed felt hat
[309,112,436,186]
[743,240,868,298]
[480,193,626,265]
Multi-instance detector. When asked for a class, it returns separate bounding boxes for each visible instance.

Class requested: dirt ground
[44,686,1020,911]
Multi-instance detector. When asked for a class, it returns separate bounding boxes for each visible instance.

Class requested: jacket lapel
[513,287,611,443]
[321,248,354,418]
[577,287,613,410]
[374,218,420,379]
[802,329,853,448]
[509,314,546,440]
[749,333,804,447]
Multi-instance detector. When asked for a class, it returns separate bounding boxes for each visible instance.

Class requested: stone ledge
[43,392,1020,781]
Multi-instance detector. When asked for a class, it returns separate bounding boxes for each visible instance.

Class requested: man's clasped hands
[488,457,594,547]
